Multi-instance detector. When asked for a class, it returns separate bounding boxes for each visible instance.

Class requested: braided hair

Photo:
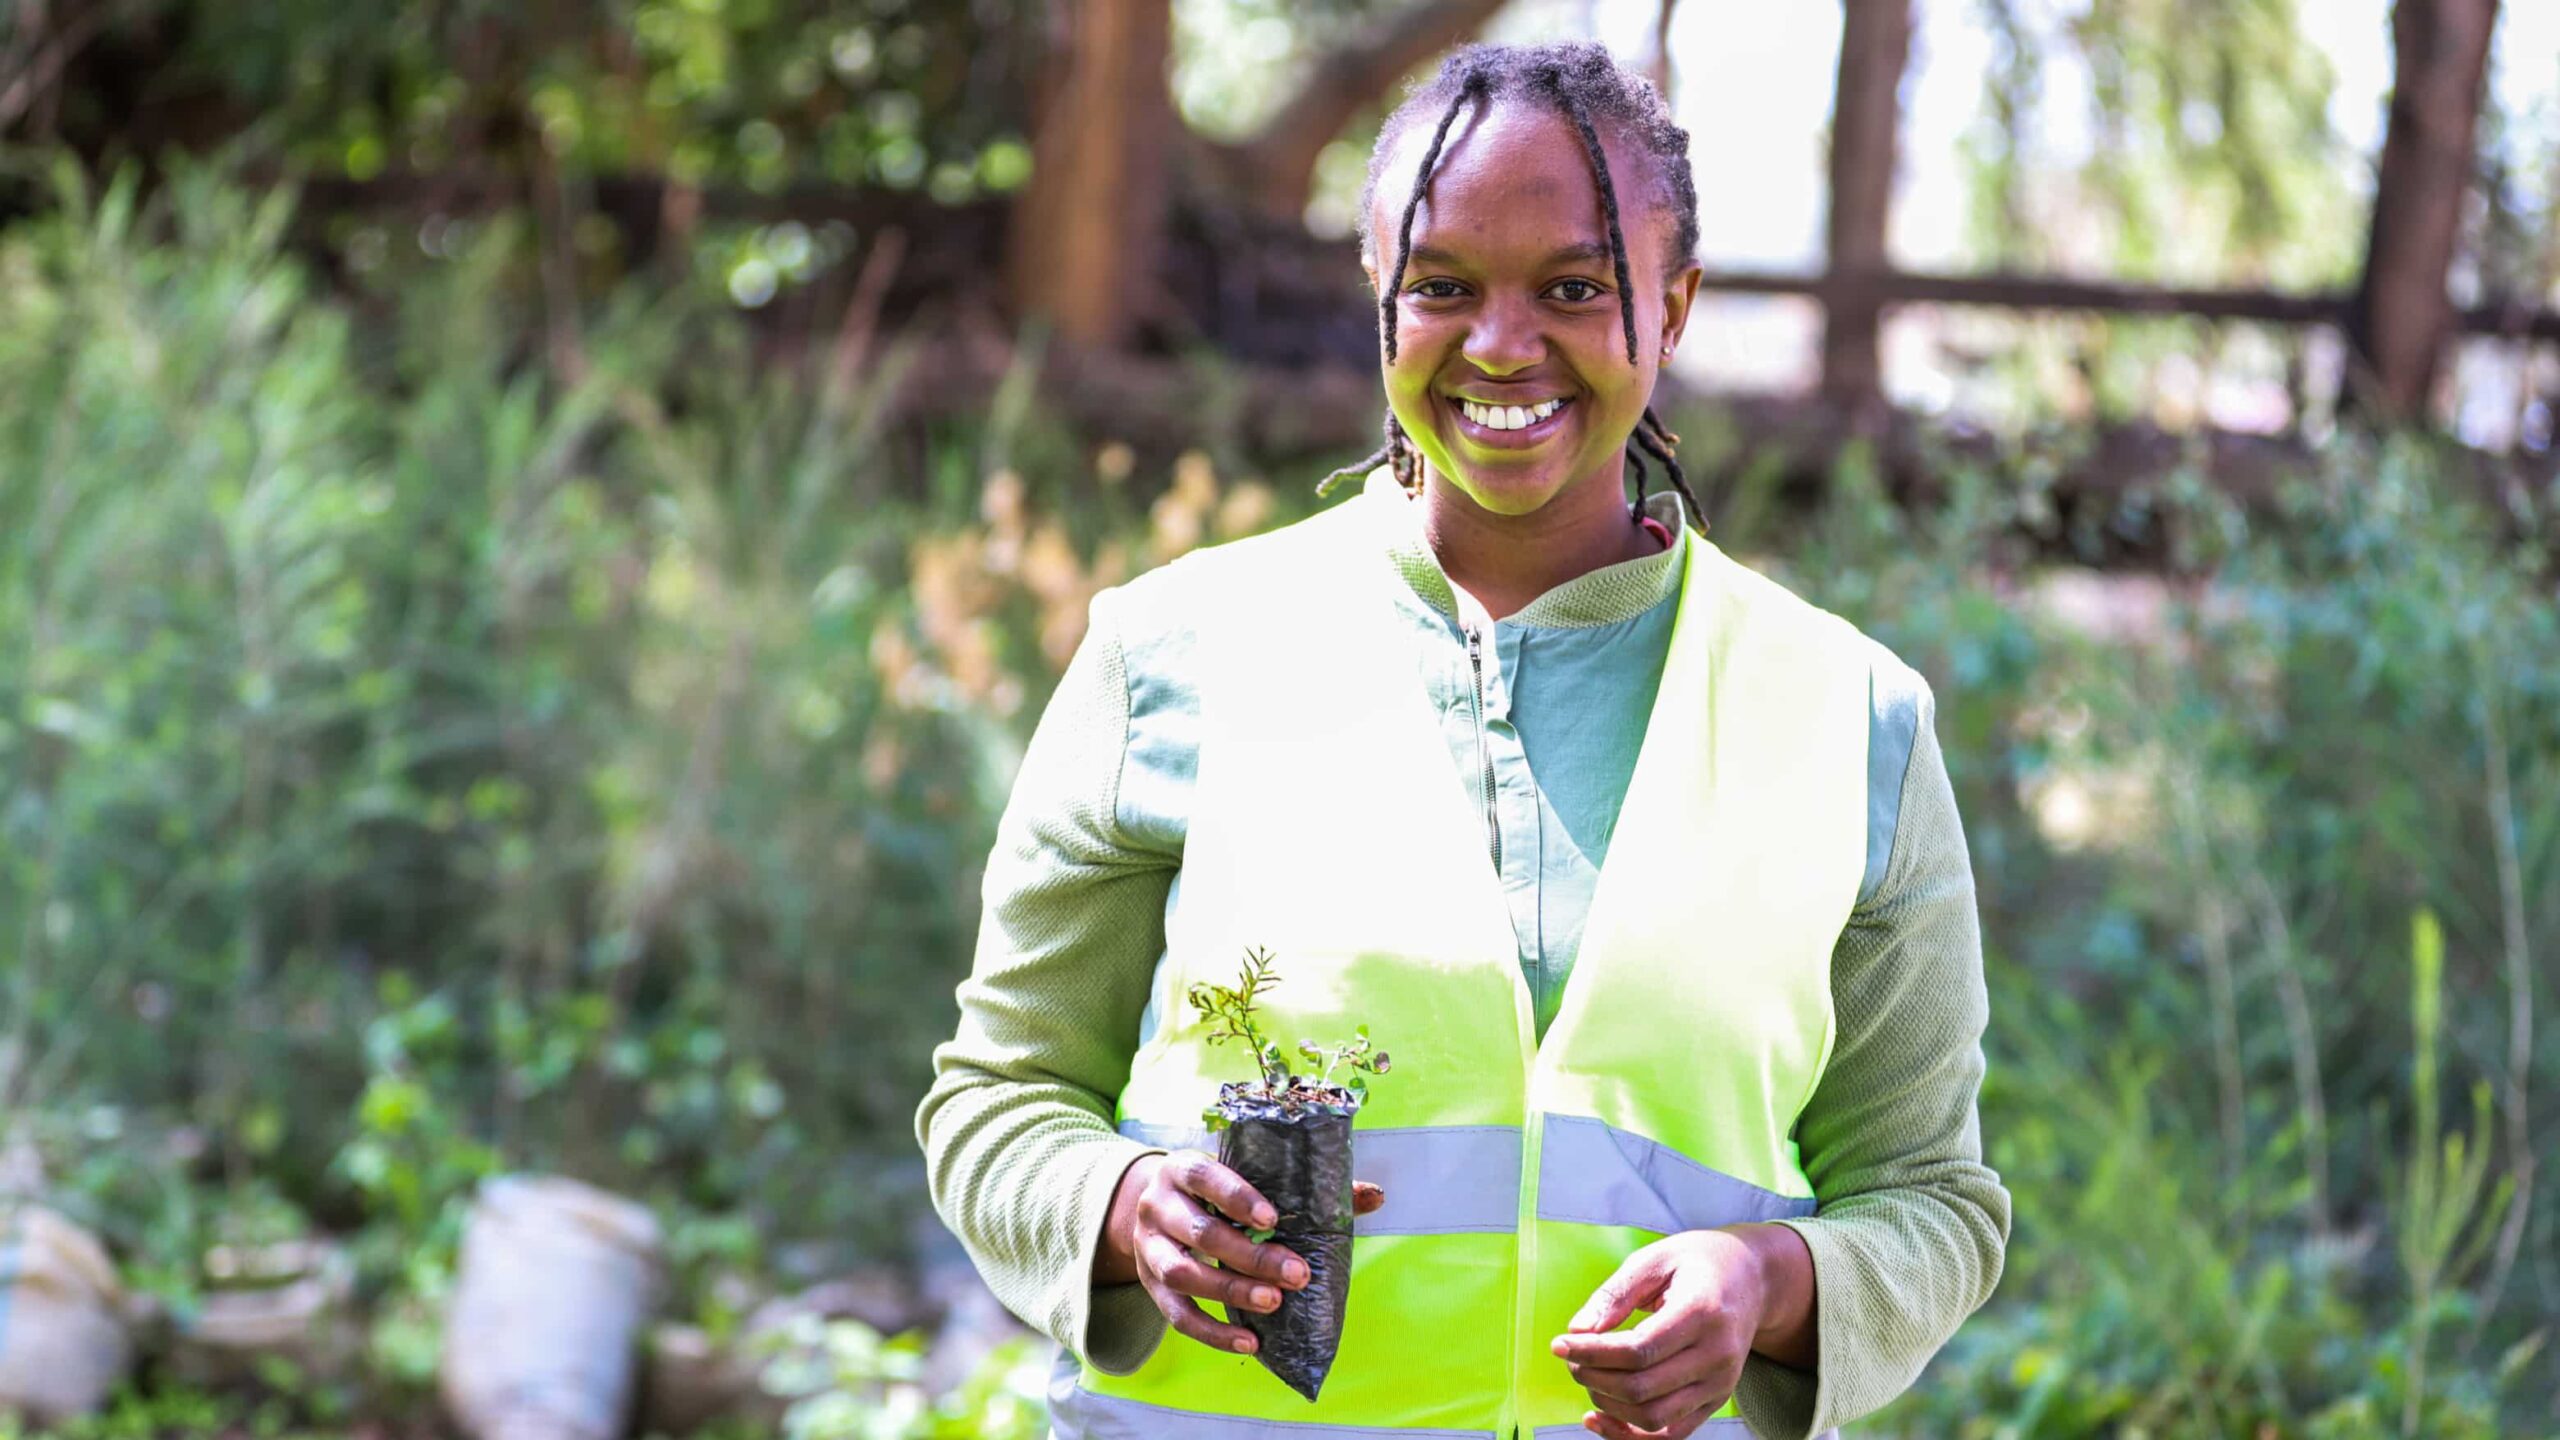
[1317,42,1704,530]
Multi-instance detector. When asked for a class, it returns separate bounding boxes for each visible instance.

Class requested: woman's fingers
[1138,1234,1265,1355]
[1147,1184,1309,1287]
[1150,1236,1286,1315]
[1585,1377,1718,1433]
[1580,1408,1711,1440]
[1134,1152,1389,1352]
[1164,1149,1277,1228]
[1184,1206,1313,1287]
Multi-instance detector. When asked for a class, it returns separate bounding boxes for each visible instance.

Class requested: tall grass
[0,160,1145,1304]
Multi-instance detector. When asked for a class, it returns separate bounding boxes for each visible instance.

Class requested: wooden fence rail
[1695,268,2560,343]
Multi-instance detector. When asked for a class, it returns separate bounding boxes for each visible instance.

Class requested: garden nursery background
[1,0,2557,1436]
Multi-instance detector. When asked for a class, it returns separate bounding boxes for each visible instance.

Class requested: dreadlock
[1316,42,1706,531]
[1379,67,1485,368]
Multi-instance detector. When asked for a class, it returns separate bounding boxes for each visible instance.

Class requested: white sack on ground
[441,1175,663,1440]
[0,1205,133,1422]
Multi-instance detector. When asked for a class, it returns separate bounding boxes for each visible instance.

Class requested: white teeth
[1458,397,1567,431]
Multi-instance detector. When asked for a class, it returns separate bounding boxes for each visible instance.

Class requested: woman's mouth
[1452,395,1570,447]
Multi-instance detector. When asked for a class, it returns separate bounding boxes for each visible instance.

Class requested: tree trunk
[1821,0,1913,422]
[2343,0,2500,422]
[1213,0,1510,222]
[1007,0,1174,349]
[1644,0,1680,100]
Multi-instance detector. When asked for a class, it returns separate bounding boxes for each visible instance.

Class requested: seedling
[1182,946,1397,1402]
[1187,946,1392,1133]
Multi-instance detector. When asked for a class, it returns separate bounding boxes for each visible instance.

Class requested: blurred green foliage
[1969,0,2364,289]
[0,133,2554,1440]
[0,1387,318,1440]
[0,154,1118,1317]
[759,1315,1049,1440]
[38,0,1043,199]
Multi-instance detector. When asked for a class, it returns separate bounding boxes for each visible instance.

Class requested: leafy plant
[757,1314,1048,1440]
[1186,945,1287,1089]
[1295,1027,1390,1098]
[1187,947,1391,1132]
[2387,908,2516,1434]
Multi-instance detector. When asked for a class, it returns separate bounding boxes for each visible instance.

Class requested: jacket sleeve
[913,584,1181,1375]
[1732,660,2012,1440]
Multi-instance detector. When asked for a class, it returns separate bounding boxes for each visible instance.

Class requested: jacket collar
[1362,467,1690,630]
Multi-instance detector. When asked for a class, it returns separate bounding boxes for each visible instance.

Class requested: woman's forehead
[1372,99,1651,264]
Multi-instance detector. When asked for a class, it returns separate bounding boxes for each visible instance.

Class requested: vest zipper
[1467,624,1502,873]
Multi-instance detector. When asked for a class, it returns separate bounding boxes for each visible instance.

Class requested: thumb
[1351,1180,1386,1215]
[1569,1243,1672,1334]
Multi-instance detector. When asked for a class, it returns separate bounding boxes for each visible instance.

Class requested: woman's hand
[1547,1223,1813,1440]
[1095,1149,1386,1356]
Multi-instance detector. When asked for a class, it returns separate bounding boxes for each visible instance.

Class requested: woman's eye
[1549,279,1604,302]
[1410,278,1466,299]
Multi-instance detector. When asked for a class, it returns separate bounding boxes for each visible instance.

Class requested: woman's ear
[1657,261,1703,363]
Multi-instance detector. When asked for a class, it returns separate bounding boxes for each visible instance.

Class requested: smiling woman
[919,37,2008,1440]
[1322,46,1702,546]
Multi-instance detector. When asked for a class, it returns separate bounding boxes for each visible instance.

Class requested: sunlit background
[0,2,2554,1438]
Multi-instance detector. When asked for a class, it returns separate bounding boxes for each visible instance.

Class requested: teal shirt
[1433,533,1684,1039]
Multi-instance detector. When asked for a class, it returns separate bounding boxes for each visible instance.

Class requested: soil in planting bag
[0,1205,134,1422]
[1214,1103,1355,1401]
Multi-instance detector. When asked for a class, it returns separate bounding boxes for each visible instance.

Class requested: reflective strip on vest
[1052,1345,1821,1440]
[1117,1120,1525,1236]
[1525,1414,1792,1424]
[1054,1352,1836,1440]
[1534,1114,1818,1232]
[1052,1347,1490,1438]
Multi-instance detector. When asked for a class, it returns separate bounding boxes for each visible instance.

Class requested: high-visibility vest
[1049,470,1870,1440]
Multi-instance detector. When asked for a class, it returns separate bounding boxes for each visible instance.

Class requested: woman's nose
[1461,295,1544,376]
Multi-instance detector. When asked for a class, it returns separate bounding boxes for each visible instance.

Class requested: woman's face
[1366,99,1700,518]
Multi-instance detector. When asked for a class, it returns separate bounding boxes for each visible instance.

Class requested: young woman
[918,41,2008,1440]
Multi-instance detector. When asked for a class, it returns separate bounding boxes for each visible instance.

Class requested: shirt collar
[1362,467,1689,630]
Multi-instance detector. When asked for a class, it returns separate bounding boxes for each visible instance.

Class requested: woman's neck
[1419,462,1661,623]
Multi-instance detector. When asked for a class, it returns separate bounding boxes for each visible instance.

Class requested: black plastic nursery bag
[1216,1104,1356,1401]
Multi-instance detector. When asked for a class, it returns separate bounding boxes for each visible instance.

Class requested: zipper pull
[1464,623,1501,871]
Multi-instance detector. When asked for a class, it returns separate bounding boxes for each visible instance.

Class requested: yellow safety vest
[1051,470,1870,1439]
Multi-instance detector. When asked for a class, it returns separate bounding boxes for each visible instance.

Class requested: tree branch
[1212,0,1511,220]
[0,0,126,135]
